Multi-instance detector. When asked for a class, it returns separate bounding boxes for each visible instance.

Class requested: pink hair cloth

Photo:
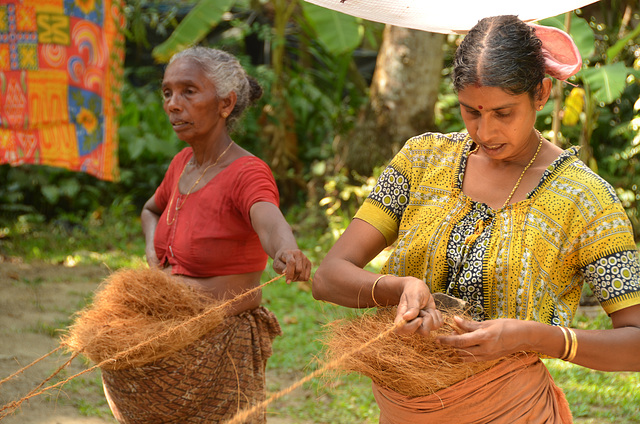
[527,23,582,80]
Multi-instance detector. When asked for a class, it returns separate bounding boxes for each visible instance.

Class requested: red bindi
[478,105,483,110]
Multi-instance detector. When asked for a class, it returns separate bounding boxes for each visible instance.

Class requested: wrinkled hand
[394,278,443,337]
[436,317,530,362]
[273,249,312,283]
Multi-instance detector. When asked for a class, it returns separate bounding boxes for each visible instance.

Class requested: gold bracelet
[558,327,571,360]
[565,328,578,362]
[371,274,389,307]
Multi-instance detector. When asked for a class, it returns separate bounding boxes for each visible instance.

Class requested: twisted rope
[0,346,64,387]
[225,319,407,424]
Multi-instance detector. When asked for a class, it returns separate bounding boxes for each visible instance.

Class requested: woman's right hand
[273,248,312,283]
[393,277,443,336]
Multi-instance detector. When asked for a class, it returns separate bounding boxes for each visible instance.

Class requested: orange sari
[373,353,573,424]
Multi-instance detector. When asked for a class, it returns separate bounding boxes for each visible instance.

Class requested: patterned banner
[0,0,125,181]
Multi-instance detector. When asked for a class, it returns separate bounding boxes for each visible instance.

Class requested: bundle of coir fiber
[323,305,502,397]
[61,268,225,370]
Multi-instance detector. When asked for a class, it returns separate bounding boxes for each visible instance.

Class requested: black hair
[453,15,546,99]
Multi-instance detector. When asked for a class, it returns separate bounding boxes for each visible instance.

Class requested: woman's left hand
[436,317,530,362]
[273,248,312,283]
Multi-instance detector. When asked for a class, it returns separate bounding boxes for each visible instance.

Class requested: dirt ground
[0,259,306,424]
[0,259,117,424]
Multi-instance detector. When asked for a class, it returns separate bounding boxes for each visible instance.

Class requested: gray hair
[453,15,546,100]
[169,46,263,127]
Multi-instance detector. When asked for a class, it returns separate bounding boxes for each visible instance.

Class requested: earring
[222,112,229,118]
[538,105,544,111]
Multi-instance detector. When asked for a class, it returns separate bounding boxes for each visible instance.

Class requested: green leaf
[301,2,362,55]
[152,0,236,63]
[580,62,629,105]
[538,14,595,60]
[41,185,60,204]
[606,24,640,64]
[58,178,81,198]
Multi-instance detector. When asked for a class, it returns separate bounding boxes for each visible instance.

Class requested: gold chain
[467,130,543,210]
[500,130,543,209]
[463,131,544,247]
[166,141,234,225]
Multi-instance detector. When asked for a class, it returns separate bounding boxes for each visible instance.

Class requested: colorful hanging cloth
[0,0,125,181]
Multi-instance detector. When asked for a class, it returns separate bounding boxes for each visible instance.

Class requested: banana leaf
[301,2,362,55]
[152,0,236,63]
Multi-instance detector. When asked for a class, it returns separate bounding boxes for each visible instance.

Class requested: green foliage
[546,358,640,423]
[0,197,146,269]
[0,164,113,222]
[301,2,363,54]
[581,62,630,104]
[123,0,186,48]
[536,11,640,239]
[319,168,378,242]
[152,0,236,62]
[117,75,184,202]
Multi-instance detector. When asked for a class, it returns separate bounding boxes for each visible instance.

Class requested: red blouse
[153,148,279,277]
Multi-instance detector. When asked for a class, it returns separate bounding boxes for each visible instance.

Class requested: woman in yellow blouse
[313,15,640,423]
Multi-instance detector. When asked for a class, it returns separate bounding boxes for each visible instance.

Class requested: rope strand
[225,319,407,424]
[0,345,63,387]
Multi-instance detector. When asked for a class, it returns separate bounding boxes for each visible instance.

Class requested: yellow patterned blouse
[355,132,640,326]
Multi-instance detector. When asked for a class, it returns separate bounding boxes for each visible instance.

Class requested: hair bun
[247,76,263,102]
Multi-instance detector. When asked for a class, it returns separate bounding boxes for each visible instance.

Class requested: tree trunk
[337,25,446,176]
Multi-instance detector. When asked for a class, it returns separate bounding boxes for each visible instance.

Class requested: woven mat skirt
[101,306,282,424]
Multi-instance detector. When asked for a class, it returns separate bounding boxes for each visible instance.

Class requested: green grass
[52,368,114,419]
[543,308,640,424]
[260,266,379,423]
[1,208,638,423]
[546,359,640,423]
[0,200,146,270]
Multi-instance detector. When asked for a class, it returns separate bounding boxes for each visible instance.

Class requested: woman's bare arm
[437,304,640,371]
[249,201,311,282]
[313,218,443,335]
[141,195,162,268]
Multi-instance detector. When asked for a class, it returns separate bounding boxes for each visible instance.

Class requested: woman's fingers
[396,307,444,335]
[274,249,312,283]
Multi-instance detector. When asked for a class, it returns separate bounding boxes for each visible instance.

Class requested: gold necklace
[464,130,543,246]
[500,130,543,209]
[467,130,543,210]
[166,141,234,225]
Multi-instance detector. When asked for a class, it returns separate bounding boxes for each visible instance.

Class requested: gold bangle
[558,327,571,360]
[371,274,389,307]
[565,328,578,362]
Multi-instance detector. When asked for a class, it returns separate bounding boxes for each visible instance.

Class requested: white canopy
[303,0,601,33]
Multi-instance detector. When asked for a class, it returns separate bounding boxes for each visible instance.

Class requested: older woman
[313,15,640,423]
[101,47,311,423]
